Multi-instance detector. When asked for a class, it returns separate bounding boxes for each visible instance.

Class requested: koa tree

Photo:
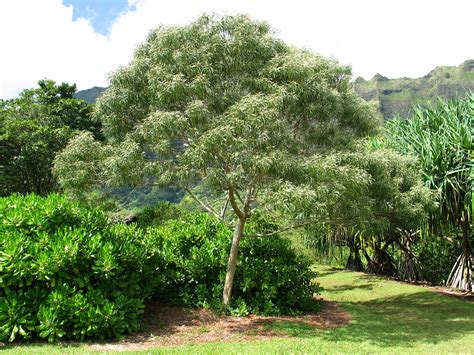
[54,15,379,306]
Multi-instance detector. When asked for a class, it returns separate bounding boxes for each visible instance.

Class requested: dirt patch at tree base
[427,286,474,302]
[89,299,351,351]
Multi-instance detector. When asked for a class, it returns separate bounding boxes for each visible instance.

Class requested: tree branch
[220,197,230,219]
[183,186,222,221]
[228,187,245,220]
[234,189,244,206]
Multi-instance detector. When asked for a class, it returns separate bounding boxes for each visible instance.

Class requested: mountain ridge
[75,60,474,119]
[354,60,474,118]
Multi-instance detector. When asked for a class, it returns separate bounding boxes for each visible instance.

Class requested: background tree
[347,148,433,278]
[300,146,433,278]
[54,15,379,307]
[0,80,100,196]
[386,95,473,290]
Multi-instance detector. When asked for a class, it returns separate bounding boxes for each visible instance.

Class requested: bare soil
[426,286,474,302]
[89,299,351,352]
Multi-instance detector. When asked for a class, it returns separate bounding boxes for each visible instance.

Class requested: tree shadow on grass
[315,267,345,278]
[258,320,317,337]
[327,283,376,293]
[320,290,474,348]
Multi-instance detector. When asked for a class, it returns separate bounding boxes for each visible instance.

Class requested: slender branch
[220,198,230,219]
[234,189,244,206]
[242,188,255,215]
[228,187,245,220]
[244,219,318,238]
[183,186,222,221]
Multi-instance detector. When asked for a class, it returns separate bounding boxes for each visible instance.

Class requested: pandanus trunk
[222,217,246,307]
[397,233,425,282]
[366,242,397,276]
[447,220,473,291]
[345,235,364,272]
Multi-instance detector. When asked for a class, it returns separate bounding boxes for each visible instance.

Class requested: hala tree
[54,15,379,307]
[0,80,100,196]
[386,95,473,290]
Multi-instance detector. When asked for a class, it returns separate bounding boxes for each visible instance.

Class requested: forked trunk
[222,217,246,307]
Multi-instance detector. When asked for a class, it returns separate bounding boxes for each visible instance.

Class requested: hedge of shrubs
[0,194,321,342]
[0,194,161,342]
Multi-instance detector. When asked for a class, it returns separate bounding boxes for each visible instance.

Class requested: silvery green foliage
[54,15,379,221]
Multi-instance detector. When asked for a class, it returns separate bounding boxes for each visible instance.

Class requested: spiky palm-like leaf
[386,94,473,290]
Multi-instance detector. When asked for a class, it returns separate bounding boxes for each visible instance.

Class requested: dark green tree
[0,80,100,196]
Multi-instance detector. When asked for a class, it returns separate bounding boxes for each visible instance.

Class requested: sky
[0,0,473,99]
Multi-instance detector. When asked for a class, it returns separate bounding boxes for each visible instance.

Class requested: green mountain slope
[75,61,474,120]
[354,60,474,119]
[74,86,107,103]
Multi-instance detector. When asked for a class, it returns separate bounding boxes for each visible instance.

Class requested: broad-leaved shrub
[0,194,160,342]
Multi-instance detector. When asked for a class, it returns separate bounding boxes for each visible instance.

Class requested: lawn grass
[3,265,474,354]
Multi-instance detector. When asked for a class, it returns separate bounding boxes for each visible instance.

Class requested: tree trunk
[397,233,425,282]
[366,243,397,276]
[345,235,364,272]
[447,219,473,291]
[222,217,246,307]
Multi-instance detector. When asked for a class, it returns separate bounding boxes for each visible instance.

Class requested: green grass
[3,265,474,354]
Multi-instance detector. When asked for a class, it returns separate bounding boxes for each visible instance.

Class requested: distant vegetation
[74,86,106,104]
[355,60,474,119]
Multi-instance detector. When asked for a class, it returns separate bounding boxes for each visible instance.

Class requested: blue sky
[1,0,473,99]
[63,0,134,35]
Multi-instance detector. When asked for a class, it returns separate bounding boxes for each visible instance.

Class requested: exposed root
[447,253,473,291]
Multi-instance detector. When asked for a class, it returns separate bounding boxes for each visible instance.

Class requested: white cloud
[1,0,473,99]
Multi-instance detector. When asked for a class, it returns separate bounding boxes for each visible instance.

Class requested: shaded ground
[90,299,350,351]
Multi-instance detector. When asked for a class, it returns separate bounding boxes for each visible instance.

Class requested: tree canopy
[0,80,99,196]
[54,15,380,306]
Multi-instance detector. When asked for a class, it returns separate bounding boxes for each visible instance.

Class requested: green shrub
[0,194,160,342]
[0,194,322,342]
[149,213,322,316]
[135,201,186,228]
[414,233,461,285]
